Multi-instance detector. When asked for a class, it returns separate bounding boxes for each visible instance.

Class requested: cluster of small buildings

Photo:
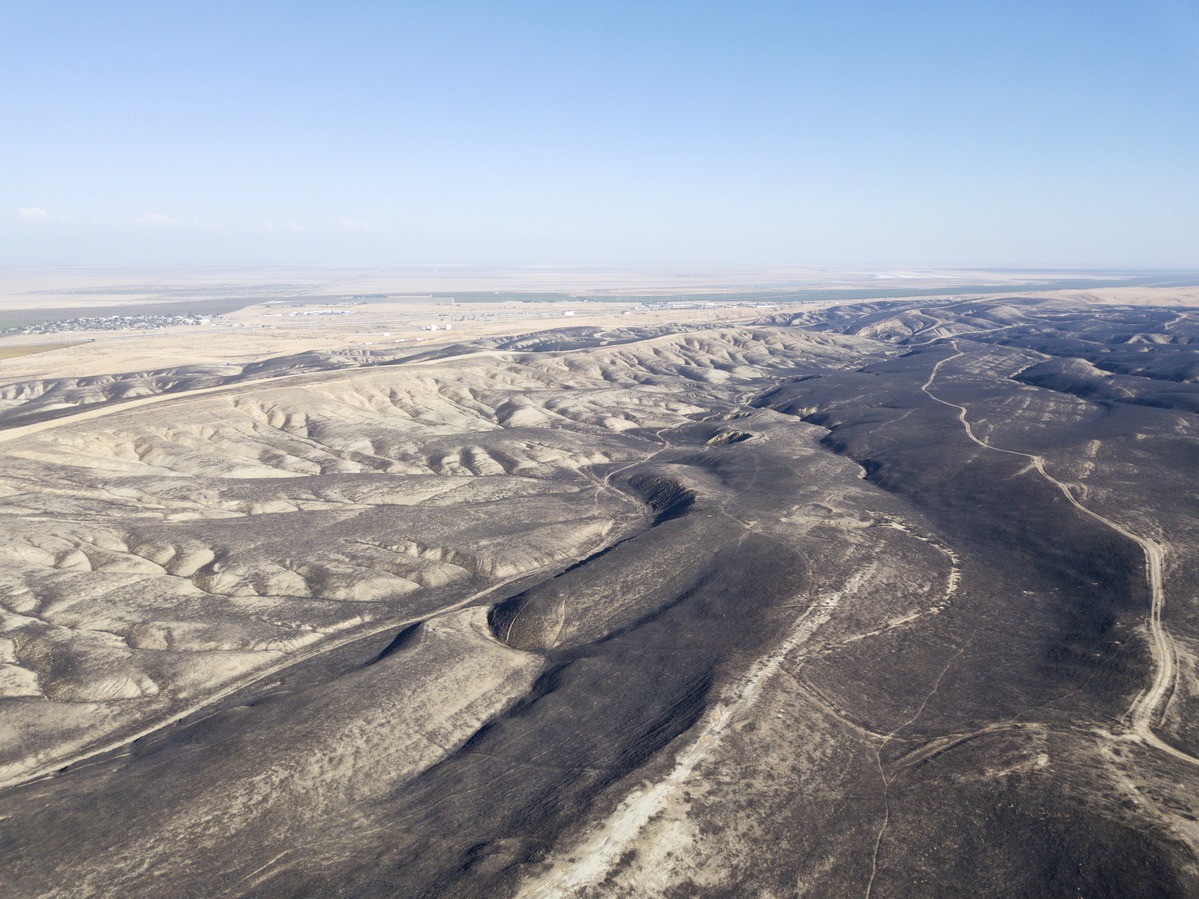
[6,312,216,336]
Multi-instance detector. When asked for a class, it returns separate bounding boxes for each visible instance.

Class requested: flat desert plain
[2,268,1199,897]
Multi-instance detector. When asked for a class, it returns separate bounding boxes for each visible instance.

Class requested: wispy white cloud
[18,206,71,223]
[339,217,373,232]
[137,211,183,226]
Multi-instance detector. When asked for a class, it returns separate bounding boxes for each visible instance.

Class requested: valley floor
[2,294,1199,896]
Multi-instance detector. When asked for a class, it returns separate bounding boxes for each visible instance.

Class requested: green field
[0,342,84,360]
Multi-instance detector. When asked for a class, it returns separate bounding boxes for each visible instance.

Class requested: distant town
[4,312,218,337]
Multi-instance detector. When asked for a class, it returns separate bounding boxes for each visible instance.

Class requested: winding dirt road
[922,342,1196,768]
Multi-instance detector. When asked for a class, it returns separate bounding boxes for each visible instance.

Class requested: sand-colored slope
[0,326,871,785]
[4,303,1199,897]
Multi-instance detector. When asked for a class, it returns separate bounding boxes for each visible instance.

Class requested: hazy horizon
[6,2,1198,269]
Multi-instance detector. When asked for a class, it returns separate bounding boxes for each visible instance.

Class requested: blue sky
[4,1,1198,268]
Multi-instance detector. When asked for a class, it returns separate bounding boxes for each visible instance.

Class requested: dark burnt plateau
[2,299,1199,897]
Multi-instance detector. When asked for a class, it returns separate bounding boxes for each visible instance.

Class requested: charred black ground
[1,297,1198,897]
